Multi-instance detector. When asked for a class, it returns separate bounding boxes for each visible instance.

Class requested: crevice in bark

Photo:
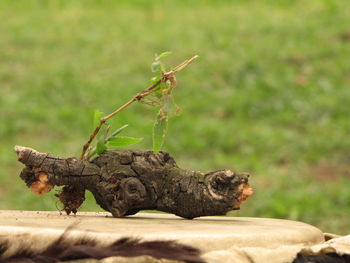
[14,145,253,219]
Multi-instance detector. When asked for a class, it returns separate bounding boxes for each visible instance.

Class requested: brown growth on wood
[15,145,253,219]
[55,186,86,215]
[236,183,254,207]
[30,172,53,196]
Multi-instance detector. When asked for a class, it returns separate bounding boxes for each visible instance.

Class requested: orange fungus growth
[30,172,53,196]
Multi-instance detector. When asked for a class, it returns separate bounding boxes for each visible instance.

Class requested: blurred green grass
[0,0,349,234]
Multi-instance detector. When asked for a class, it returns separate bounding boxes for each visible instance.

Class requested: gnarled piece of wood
[14,145,253,219]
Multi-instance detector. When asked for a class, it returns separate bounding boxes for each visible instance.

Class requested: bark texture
[14,145,253,219]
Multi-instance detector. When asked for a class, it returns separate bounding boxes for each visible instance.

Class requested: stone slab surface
[0,210,324,253]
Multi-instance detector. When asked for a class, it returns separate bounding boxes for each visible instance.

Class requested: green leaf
[153,111,168,153]
[151,76,162,84]
[104,124,110,141]
[109,124,129,138]
[152,82,166,99]
[162,94,175,115]
[93,110,103,129]
[96,137,107,155]
[107,136,143,147]
[156,51,172,60]
[151,61,161,72]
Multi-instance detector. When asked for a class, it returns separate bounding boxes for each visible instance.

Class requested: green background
[0,0,349,234]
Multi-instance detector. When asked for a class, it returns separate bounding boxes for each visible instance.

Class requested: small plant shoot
[81,53,199,160]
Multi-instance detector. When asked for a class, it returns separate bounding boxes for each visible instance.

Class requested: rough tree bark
[14,145,253,219]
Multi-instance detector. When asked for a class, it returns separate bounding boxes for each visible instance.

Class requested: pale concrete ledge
[0,210,328,263]
[0,210,324,251]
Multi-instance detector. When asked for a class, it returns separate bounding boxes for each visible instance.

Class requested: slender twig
[172,55,199,73]
[80,55,199,160]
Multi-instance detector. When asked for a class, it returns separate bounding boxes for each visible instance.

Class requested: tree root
[14,145,253,219]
